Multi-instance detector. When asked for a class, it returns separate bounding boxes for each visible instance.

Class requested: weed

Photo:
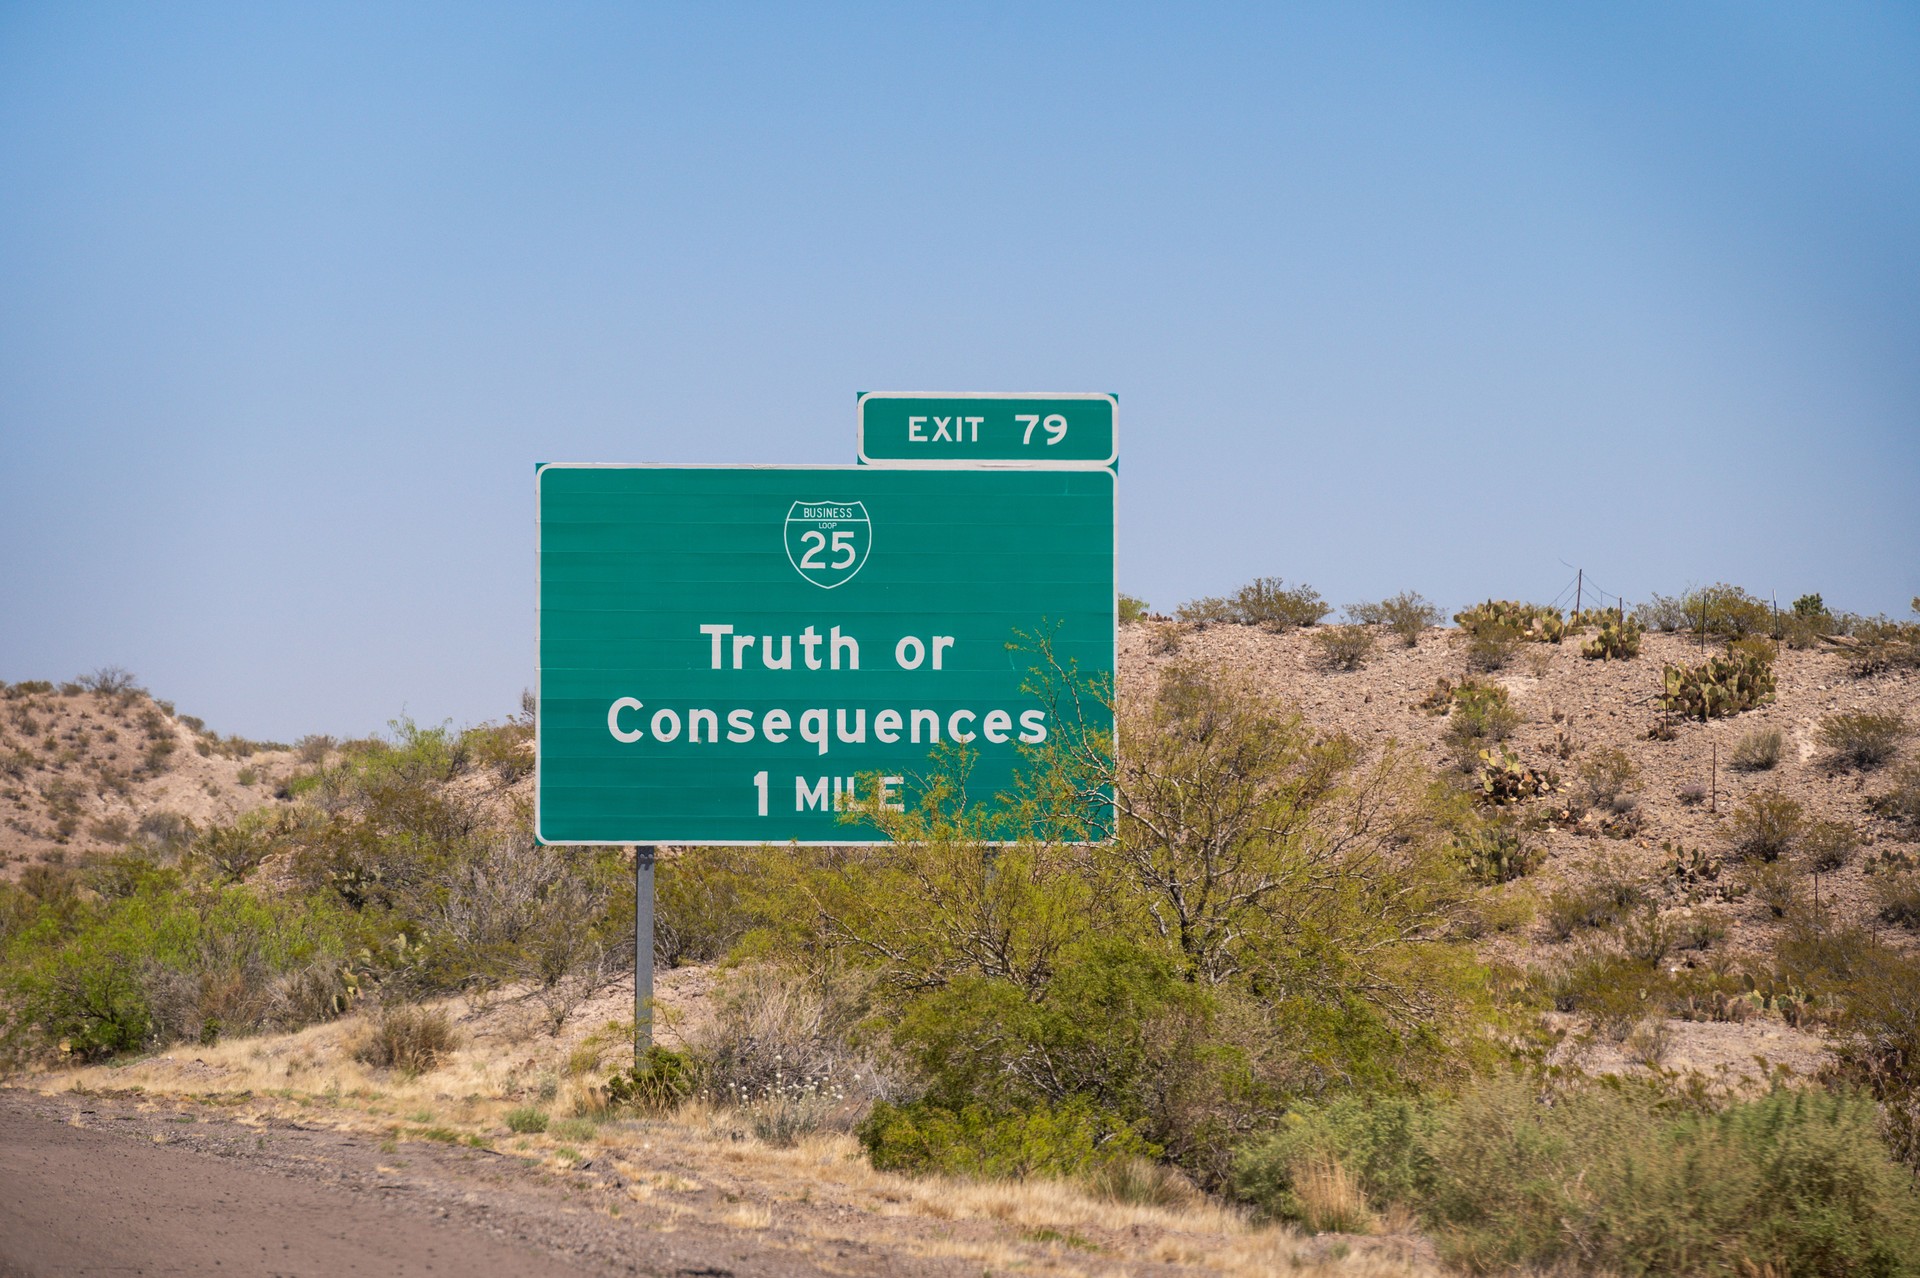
[351,1005,459,1075]
[1745,860,1797,918]
[1729,727,1783,772]
[505,1106,549,1134]
[1818,712,1908,771]
[1802,821,1860,873]
[1237,1076,1920,1274]
[1876,873,1920,931]
[1452,818,1539,885]
[1728,791,1803,862]
[1871,762,1920,828]
[1542,872,1646,941]
[1311,625,1376,671]
[1572,748,1638,815]
[1118,594,1150,625]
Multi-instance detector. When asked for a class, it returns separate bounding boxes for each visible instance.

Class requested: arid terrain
[3,614,1917,1274]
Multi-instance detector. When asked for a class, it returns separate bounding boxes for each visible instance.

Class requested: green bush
[1311,624,1376,671]
[1346,592,1441,647]
[1451,818,1539,885]
[1803,821,1860,873]
[1541,871,1646,941]
[604,1045,697,1113]
[1639,584,1773,639]
[1818,712,1908,771]
[1442,682,1522,760]
[1728,791,1804,863]
[859,1096,1158,1180]
[1873,762,1920,829]
[0,876,363,1059]
[1118,593,1150,625]
[1233,1077,1920,1275]
[1572,747,1638,815]
[1175,577,1328,629]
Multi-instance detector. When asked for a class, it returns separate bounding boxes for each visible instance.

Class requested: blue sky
[2,2,1916,740]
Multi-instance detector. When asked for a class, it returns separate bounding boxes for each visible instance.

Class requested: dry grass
[23,978,1436,1277]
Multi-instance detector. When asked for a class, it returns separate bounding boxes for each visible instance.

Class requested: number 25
[798,530,857,569]
[1017,414,1069,446]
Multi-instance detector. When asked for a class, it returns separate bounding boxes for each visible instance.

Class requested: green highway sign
[857,392,1117,468]
[536,464,1115,845]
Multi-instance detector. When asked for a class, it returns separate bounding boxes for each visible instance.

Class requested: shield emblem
[783,500,872,589]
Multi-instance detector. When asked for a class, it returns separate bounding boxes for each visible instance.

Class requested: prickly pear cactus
[1454,600,1568,644]
[1657,649,1776,721]
[1474,747,1556,805]
[1582,616,1644,661]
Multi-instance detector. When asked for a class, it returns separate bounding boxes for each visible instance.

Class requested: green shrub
[1803,821,1860,873]
[1231,576,1330,629]
[1311,625,1376,671]
[1818,712,1908,771]
[1572,748,1638,815]
[505,1106,549,1134]
[604,1045,697,1113]
[1873,762,1920,829]
[1118,594,1150,625]
[1462,625,1519,673]
[1175,578,1328,629]
[1234,1076,1920,1276]
[462,722,533,782]
[1640,583,1773,639]
[1877,874,1920,931]
[1729,727,1784,772]
[654,846,760,967]
[0,878,362,1058]
[1441,681,1522,759]
[1173,594,1235,624]
[859,1096,1158,1180]
[1345,592,1441,647]
[1728,791,1803,862]
[1542,872,1646,941]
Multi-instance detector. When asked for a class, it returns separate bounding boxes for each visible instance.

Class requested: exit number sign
[857,392,1116,468]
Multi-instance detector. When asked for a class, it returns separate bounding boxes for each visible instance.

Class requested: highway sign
[857,392,1117,468]
[536,464,1115,845]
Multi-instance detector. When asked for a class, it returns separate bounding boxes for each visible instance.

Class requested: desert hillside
[5,597,1920,1275]
[0,674,305,874]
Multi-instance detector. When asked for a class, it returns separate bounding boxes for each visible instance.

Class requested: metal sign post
[634,845,654,1063]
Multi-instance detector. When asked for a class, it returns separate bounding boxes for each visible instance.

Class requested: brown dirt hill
[0,681,303,876]
[1120,621,1919,1081]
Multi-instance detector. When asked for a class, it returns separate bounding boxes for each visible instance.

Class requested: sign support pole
[634,845,655,1067]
